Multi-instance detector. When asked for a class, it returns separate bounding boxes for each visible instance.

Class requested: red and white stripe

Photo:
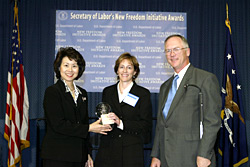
[5,67,30,167]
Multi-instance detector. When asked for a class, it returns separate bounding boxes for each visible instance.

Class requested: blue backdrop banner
[56,10,187,92]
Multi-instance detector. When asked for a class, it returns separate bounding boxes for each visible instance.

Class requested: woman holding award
[41,47,112,167]
[94,52,152,167]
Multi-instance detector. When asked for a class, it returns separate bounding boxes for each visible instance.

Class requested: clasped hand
[89,119,112,135]
[107,112,120,126]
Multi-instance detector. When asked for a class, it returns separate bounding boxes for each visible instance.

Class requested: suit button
[119,135,121,138]
[77,121,80,124]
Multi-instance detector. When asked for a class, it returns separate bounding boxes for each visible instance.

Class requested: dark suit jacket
[94,82,152,167]
[151,65,221,167]
[41,79,91,163]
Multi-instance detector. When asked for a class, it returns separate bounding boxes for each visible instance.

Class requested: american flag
[4,2,30,167]
[218,4,248,167]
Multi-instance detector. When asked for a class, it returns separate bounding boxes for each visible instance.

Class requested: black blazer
[41,80,91,163]
[95,82,152,167]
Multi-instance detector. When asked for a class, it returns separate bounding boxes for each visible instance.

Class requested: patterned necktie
[163,75,179,119]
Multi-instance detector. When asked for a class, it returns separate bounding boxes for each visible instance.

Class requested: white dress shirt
[116,81,134,130]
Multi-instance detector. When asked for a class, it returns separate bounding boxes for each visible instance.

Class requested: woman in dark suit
[94,52,152,167]
[41,47,112,167]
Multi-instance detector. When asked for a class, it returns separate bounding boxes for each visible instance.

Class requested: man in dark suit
[151,35,221,167]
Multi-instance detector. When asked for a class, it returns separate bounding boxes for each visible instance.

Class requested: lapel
[120,82,138,110]
[56,79,77,109]
[76,87,87,109]
[165,65,194,121]
[129,81,138,96]
[110,83,123,116]
[110,82,138,116]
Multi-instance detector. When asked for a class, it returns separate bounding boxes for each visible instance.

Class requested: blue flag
[218,16,248,167]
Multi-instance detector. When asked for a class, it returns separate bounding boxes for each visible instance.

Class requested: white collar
[174,63,190,88]
[117,82,134,103]
[62,79,82,94]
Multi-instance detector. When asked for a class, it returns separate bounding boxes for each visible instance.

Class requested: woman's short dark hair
[53,47,86,80]
[114,52,140,81]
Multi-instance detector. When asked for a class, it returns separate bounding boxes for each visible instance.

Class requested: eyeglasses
[164,47,188,55]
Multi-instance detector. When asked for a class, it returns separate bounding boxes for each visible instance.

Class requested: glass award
[95,102,114,125]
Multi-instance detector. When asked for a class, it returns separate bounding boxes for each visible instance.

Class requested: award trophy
[95,102,114,125]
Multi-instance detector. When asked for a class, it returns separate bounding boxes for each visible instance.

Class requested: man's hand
[197,156,211,167]
[151,157,161,167]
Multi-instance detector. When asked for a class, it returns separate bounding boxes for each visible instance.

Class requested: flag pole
[225,3,231,34]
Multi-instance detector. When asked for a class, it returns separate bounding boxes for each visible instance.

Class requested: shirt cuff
[117,119,124,130]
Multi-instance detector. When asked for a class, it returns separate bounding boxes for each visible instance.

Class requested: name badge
[123,93,139,107]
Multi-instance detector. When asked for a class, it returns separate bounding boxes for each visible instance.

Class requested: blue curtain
[0,0,250,166]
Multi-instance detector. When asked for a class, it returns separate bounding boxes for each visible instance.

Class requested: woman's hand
[108,112,121,126]
[89,119,112,135]
[85,154,93,167]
